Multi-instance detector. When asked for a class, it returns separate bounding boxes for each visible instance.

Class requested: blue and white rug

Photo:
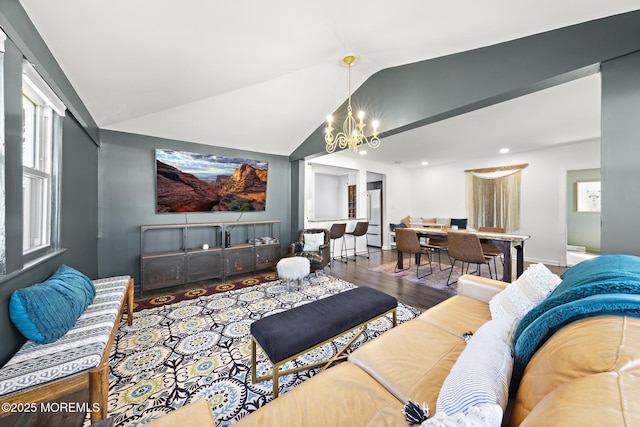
[107,275,420,426]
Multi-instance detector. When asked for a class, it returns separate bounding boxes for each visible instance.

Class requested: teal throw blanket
[511,254,640,391]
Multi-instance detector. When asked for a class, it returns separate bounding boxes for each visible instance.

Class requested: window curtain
[466,165,526,232]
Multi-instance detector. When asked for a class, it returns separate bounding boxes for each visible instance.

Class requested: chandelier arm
[366,135,381,149]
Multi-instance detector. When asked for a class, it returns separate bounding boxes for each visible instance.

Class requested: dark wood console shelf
[140,220,281,291]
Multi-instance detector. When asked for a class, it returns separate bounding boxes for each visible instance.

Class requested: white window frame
[22,62,64,260]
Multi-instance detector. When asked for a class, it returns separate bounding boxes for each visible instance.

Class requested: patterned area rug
[108,275,420,426]
[134,271,279,311]
[369,261,493,294]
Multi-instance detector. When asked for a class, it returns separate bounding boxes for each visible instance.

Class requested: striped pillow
[436,318,515,417]
[423,403,503,427]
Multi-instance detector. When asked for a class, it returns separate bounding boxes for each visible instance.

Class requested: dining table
[402,226,531,282]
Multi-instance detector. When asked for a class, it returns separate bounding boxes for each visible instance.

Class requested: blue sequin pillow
[9,265,96,343]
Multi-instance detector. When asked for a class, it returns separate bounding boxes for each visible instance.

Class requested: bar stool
[329,223,347,264]
[346,221,369,261]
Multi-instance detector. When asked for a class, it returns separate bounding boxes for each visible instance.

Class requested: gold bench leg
[251,337,257,385]
[273,362,282,398]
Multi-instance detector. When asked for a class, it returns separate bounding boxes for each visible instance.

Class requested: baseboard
[524,256,561,267]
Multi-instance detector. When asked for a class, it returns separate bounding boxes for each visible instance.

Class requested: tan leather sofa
[234,273,640,426]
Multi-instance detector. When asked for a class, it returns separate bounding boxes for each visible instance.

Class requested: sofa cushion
[349,319,467,407]
[489,263,561,322]
[416,295,492,337]
[510,315,640,426]
[9,265,96,344]
[436,217,451,226]
[436,318,514,417]
[516,372,640,427]
[450,218,468,229]
[233,362,407,427]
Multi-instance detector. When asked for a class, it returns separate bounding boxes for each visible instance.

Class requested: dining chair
[329,223,347,264]
[422,237,452,271]
[446,231,493,286]
[394,228,433,279]
[478,226,506,273]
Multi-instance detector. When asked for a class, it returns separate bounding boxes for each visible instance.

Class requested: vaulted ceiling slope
[15,1,640,163]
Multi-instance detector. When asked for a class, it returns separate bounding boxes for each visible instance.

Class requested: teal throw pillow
[9,265,96,343]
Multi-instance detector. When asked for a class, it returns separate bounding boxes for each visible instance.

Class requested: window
[22,62,64,259]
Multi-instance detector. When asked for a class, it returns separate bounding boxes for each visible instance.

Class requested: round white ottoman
[277,257,311,290]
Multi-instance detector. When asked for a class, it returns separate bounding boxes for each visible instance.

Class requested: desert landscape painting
[155,149,268,213]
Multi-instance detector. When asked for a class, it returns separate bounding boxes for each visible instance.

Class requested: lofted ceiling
[17,1,640,166]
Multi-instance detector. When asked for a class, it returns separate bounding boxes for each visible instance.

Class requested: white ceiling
[17,1,639,166]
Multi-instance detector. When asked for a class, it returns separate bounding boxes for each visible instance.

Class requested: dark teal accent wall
[97,130,292,285]
[601,50,640,256]
[3,39,23,274]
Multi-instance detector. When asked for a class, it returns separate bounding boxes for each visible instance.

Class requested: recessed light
[499,148,510,154]
[421,161,429,166]
[359,150,367,155]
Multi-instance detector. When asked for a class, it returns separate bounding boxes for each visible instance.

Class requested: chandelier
[325,55,380,154]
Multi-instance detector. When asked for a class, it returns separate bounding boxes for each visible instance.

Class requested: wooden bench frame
[251,306,396,398]
[0,277,134,424]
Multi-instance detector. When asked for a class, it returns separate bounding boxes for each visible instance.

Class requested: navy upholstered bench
[250,286,397,397]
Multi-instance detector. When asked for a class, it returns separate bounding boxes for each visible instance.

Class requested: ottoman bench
[250,286,397,397]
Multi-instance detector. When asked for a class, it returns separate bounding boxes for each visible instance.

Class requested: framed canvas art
[155,149,268,213]
[576,181,601,212]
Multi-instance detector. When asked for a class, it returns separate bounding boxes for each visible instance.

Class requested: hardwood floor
[327,247,452,312]
[138,246,569,313]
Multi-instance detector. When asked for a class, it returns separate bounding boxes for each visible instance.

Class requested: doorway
[566,168,601,266]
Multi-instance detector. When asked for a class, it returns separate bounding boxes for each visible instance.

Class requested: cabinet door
[187,250,222,282]
[225,248,255,277]
[142,253,186,290]
[256,245,280,269]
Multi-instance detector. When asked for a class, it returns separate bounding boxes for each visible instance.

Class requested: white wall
[314,173,344,219]
[306,153,413,249]
[410,139,601,266]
